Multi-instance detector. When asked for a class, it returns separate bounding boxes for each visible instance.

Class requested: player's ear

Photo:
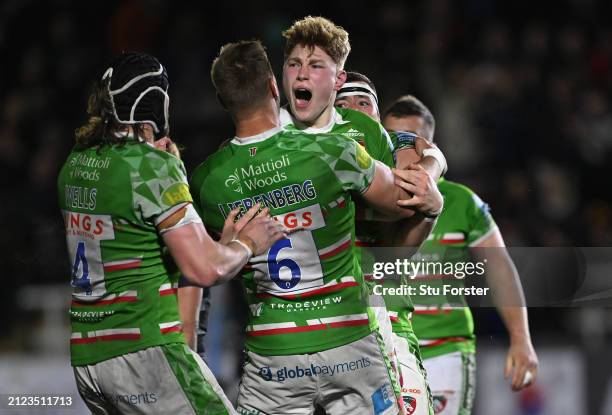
[215,92,228,111]
[269,76,280,100]
[334,69,347,91]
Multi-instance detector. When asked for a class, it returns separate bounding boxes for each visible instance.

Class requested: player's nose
[297,65,309,80]
[348,102,361,112]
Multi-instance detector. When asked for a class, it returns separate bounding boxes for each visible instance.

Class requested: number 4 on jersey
[71,241,91,294]
[63,211,115,299]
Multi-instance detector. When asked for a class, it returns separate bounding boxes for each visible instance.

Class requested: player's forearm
[474,247,531,341]
[205,242,251,285]
[394,148,420,170]
[395,143,445,181]
[178,286,203,351]
[362,161,416,220]
[164,223,250,287]
[391,214,436,248]
[417,156,443,182]
[498,306,532,344]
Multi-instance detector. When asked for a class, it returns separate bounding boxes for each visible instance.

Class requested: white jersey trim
[230,126,283,145]
[467,225,499,247]
[280,107,349,134]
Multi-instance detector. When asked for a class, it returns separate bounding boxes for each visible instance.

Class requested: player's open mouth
[294,88,312,109]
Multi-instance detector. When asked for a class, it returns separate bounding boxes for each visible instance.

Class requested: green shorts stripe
[459,351,476,415]
[162,343,230,415]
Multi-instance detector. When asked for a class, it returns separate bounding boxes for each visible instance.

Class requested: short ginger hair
[282,16,351,69]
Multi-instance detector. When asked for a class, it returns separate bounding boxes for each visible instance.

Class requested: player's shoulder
[336,107,382,131]
[114,142,183,172]
[191,144,234,183]
[335,108,392,155]
[439,178,486,208]
[274,126,355,151]
[307,131,366,158]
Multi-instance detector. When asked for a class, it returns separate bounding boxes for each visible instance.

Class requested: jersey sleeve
[390,131,418,154]
[190,160,225,233]
[371,124,395,168]
[133,154,193,226]
[334,139,376,194]
[466,191,498,246]
[189,162,209,219]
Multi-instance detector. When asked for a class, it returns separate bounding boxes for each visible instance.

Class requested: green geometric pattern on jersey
[57,142,192,366]
[191,128,378,356]
[283,107,419,349]
[410,178,497,359]
[281,107,394,167]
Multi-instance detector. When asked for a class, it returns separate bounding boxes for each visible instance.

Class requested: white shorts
[237,331,402,415]
[393,333,433,415]
[74,343,236,414]
[422,351,476,415]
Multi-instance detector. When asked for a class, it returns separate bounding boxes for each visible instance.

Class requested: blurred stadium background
[1,0,611,414]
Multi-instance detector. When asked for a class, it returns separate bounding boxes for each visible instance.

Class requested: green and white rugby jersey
[191,127,378,356]
[282,108,419,348]
[280,106,394,167]
[411,178,497,359]
[58,142,192,366]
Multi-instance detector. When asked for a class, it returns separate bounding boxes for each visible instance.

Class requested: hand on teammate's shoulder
[153,136,182,159]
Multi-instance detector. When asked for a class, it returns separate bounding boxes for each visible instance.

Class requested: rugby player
[193,40,443,415]
[282,17,443,415]
[336,74,539,414]
[59,52,285,414]
[335,71,434,415]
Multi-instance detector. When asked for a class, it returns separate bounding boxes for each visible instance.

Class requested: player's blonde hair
[75,79,116,148]
[283,16,351,69]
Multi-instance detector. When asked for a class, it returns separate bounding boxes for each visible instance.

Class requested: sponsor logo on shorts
[258,366,273,381]
[257,357,371,382]
[84,391,158,406]
[433,395,448,414]
[371,383,394,415]
[401,387,422,395]
[402,395,417,415]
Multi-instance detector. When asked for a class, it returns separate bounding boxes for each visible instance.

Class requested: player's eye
[358,100,371,107]
[336,101,348,108]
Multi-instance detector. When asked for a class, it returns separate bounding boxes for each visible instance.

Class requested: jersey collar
[280,107,349,134]
[230,126,283,146]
